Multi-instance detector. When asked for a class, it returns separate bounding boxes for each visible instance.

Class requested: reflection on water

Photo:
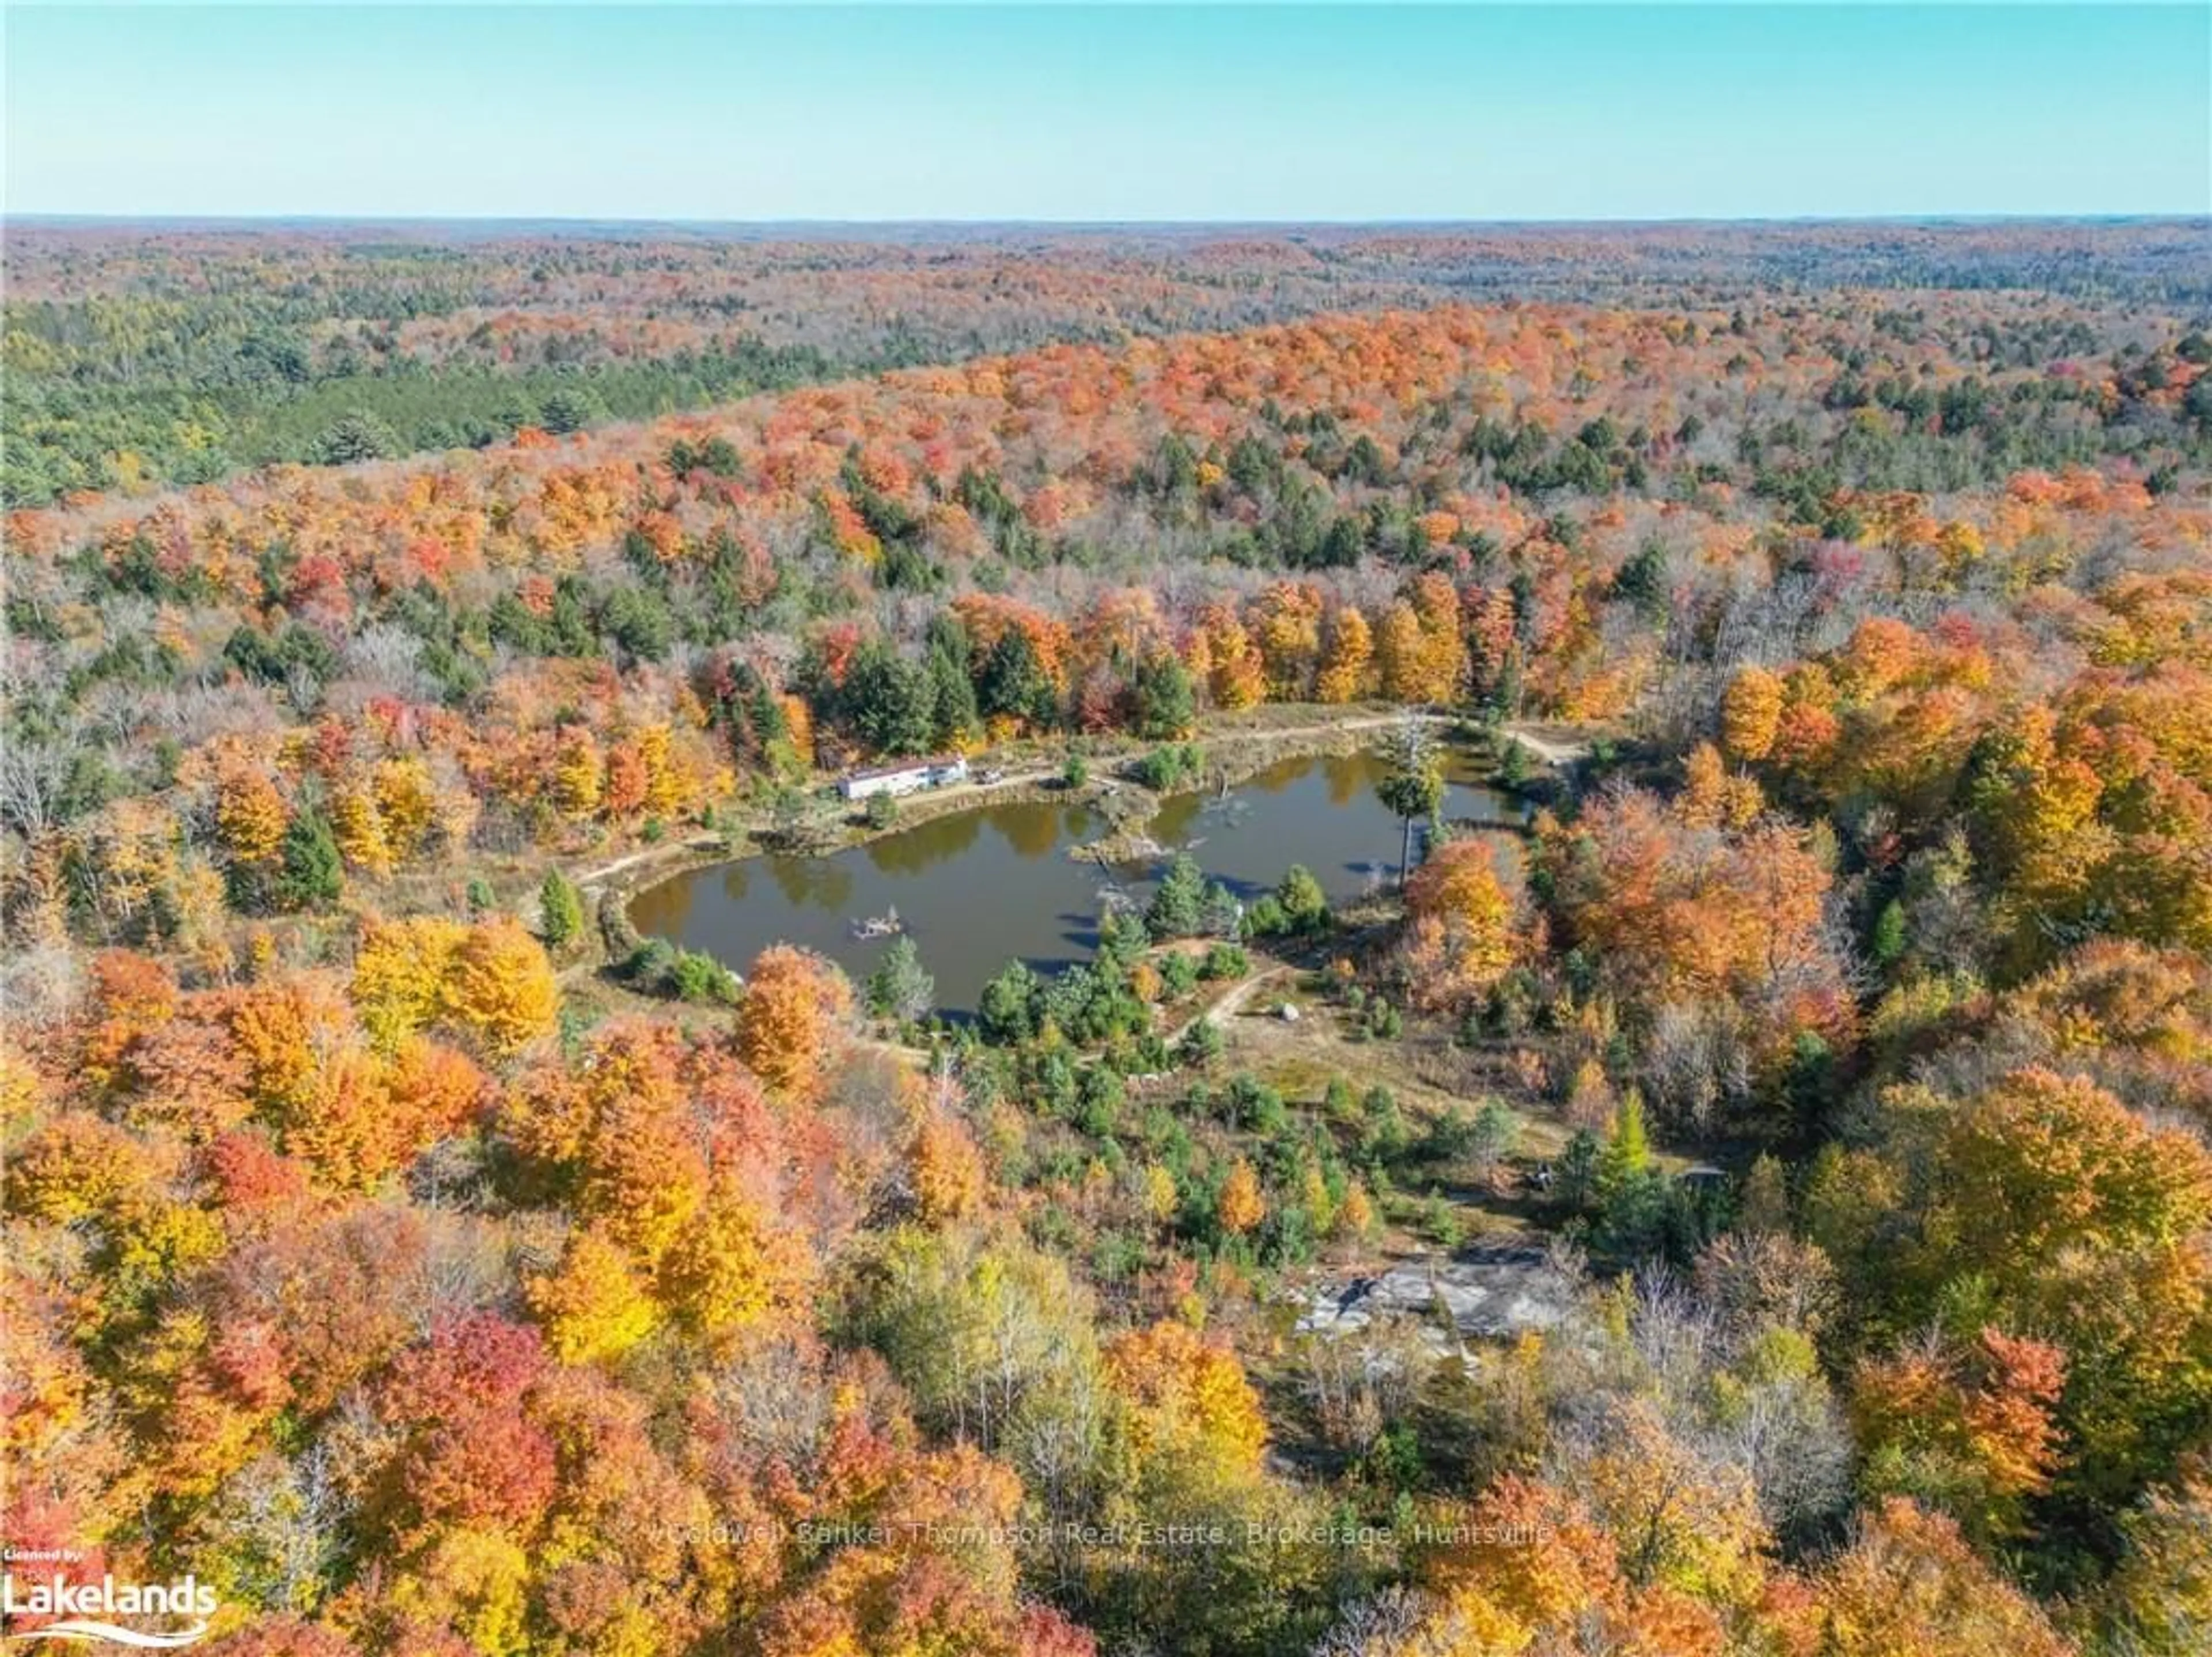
[631,746,1520,1015]
[763,853,854,914]
[995,800,1089,861]
[1324,752,1363,807]
[865,805,984,877]
[1150,790,1203,846]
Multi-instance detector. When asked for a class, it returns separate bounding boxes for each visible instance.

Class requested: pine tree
[927,642,980,748]
[865,936,935,1024]
[273,807,343,911]
[1147,854,1208,940]
[539,869,585,949]
[1374,718,1445,886]
[1132,648,1197,739]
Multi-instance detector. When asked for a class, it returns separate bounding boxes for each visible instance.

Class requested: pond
[628,746,1523,1015]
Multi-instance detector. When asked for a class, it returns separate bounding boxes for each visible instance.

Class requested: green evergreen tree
[978,959,1041,1045]
[1274,865,1330,933]
[1132,649,1197,739]
[539,869,585,949]
[866,936,936,1024]
[1468,1099,1521,1176]
[1146,854,1208,940]
[978,627,1058,728]
[926,642,980,748]
[1556,1128,1601,1210]
[842,641,935,755]
[1376,725,1446,888]
[272,807,343,911]
[308,408,402,466]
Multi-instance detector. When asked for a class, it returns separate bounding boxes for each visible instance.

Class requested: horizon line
[11,211,2211,230]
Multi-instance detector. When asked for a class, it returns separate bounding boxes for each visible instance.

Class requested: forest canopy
[8,217,2207,506]
[3,218,2211,1657]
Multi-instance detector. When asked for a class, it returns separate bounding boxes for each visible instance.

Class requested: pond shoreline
[564,705,1397,925]
[593,706,1542,910]
[600,711,1579,1008]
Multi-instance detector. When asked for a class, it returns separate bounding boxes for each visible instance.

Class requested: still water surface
[630,748,1520,1014]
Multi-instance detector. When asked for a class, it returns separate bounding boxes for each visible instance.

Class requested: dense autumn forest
[5,220,2212,1656]
[10,218,2209,507]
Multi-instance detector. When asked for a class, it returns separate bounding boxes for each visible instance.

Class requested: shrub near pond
[975,951,1151,1047]
[620,937,742,1004]
[1245,864,1331,939]
[1132,742,1205,791]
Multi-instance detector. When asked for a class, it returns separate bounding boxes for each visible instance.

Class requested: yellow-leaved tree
[736,945,851,1101]
[525,1226,658,1365]
[443,918,559,1059]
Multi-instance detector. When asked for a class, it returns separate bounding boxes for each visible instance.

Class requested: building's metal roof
[843,754,967,783]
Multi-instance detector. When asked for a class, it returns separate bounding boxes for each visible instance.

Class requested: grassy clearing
[1209,958,1708,1259]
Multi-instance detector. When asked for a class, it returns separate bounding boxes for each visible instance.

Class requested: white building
[840,754,970,802]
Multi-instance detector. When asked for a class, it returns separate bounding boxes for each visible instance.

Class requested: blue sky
[7,5,2208,221]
